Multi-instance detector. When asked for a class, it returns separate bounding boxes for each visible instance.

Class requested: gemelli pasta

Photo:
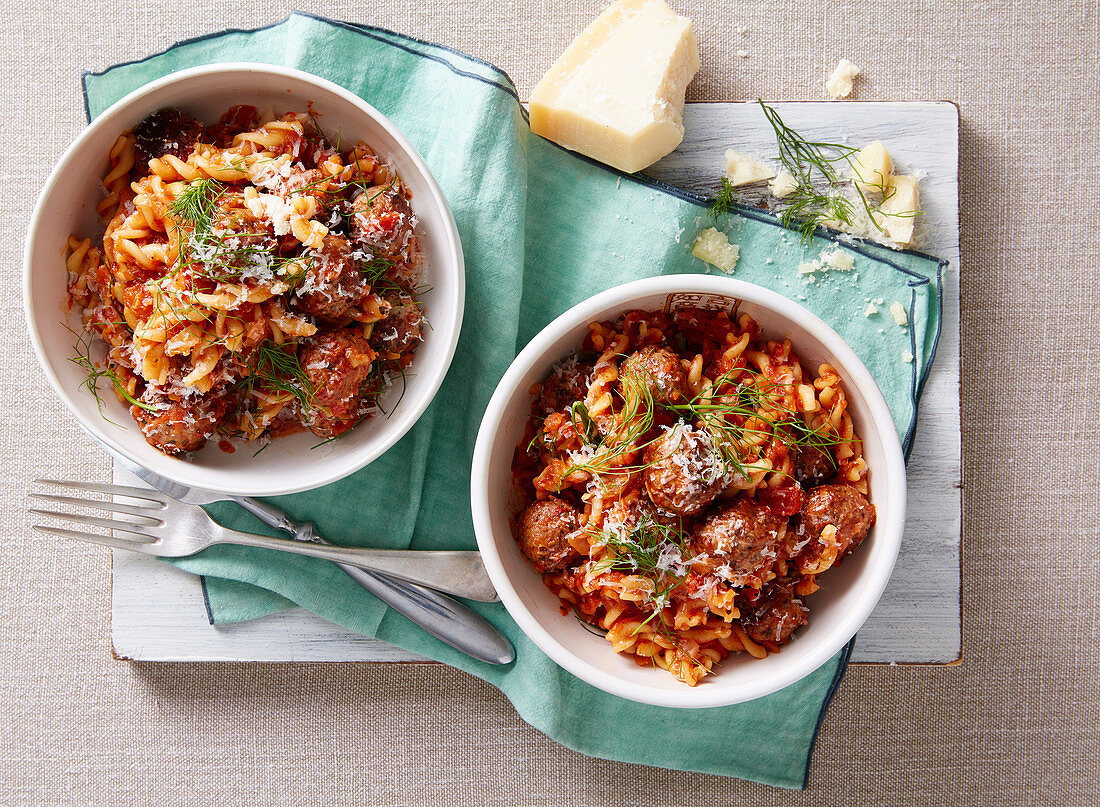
[511,304,876,686]
[65,105,425,455]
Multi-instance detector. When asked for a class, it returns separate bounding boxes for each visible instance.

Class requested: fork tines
[34,478,166,502]
[30,479,165,550]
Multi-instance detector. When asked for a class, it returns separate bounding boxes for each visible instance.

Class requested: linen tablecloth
[1,1,1097,804]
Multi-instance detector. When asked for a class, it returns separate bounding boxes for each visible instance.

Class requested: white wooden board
[112,101,961,665]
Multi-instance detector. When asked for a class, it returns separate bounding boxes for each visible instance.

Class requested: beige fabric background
[1,1,1097,804]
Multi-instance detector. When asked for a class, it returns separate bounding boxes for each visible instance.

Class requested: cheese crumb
[736,49,749,58]
[724,149,775,186]
[874,175,922,246]
[820,248,855,272]
[826,58,860,99]
[864,302,879,316]
[691,228,740,273]
[850,141,894,195]
[245,192,296,236]
[768,170,798,199]
[890,301,908,326]
[822,139,923,249]
[902,350,914,363]
[797,249,854,280]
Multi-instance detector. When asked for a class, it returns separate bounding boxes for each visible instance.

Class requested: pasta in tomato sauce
[66,105,425,455]
[511,305,876,686]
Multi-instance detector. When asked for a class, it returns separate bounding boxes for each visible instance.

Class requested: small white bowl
[24,63,464,496]
[471,275,905,708]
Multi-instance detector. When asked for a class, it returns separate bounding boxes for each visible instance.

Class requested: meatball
[295,235,364,320]
[132,108,208,166]
[740,581,808,646]
[130,387,228,456]
[349,188,416,259]
[642,426,726,516]
[792,443,837,487]
[370,292,423,357]
[692,498,788,580]
[619,345,685,405]
[207,105,259,148]
[791,485,876,569]
[536,357,594,418]
[516,497,581,573]
[297,328,377,438]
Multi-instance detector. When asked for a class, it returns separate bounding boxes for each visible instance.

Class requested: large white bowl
[472,275,905,708]
[24,63,464,496]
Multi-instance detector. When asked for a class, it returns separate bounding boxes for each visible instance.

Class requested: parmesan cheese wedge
[529,0,700,174]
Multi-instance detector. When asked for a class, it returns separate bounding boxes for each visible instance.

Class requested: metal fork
[31,479,494,599]
[30,479,515,665]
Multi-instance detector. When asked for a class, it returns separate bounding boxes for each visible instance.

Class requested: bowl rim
[23,61,465,496]
[471,273,906,708]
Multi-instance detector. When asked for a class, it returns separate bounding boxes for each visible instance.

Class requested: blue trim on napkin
[198,575,215,626]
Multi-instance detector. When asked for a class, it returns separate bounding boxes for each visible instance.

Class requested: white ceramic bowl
[24,63,464,496]
[472,275,905,708]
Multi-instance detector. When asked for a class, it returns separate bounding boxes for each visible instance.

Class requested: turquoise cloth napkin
[83,13,945,789]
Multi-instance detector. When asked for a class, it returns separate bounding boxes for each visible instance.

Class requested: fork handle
[212,525,498,603]
[230,496,499,603]
[214,527,513,664]
[334,563,514,665]
[231,497,315,542]
[210,522,513,664]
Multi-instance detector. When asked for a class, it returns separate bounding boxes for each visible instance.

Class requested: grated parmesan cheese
[245,192,296,236]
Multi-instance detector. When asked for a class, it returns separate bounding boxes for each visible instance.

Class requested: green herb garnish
[245,340,317,411]
[169,178,225,233]
[707,177,737,221]
[66,325,163,421]
[665,364,844,482]
[757,99,891,243]
[603,517,689,588]
[562,366,658,480]
[568,401,600,446]
[359,255,398,292]
[600,516,695,636]
[220,339,323,440]
[558,354,845,490]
